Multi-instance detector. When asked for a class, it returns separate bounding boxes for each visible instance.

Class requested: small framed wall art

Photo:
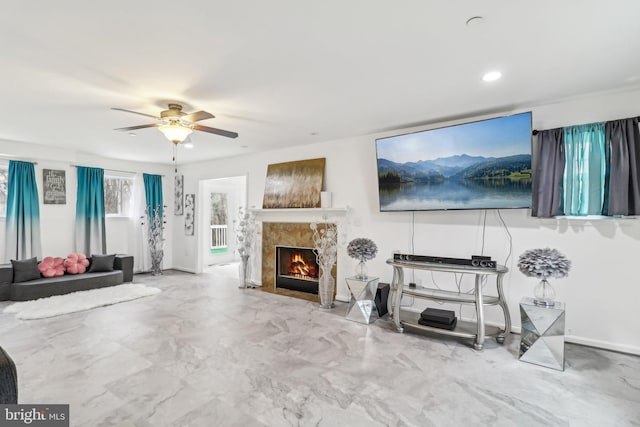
[184,194,195,236]
[174,175,184,215]
[43,169,66,204]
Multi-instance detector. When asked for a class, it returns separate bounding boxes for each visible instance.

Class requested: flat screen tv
[376,111,532,211]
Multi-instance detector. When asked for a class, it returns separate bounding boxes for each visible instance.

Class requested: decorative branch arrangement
[234,207,256,258]
[141,206,166,276]
[310,222,338,267]
[234,207,257,288]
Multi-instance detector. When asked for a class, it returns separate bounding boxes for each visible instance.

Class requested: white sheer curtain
[129,175,151,273]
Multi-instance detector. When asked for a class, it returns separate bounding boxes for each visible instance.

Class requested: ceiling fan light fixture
[158,122,193,143]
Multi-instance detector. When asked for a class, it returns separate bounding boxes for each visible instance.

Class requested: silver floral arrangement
[517,248,571,279]
[234,207,256,258]
[141,205,166,276]
[347,238,378,262]
[310,222,337,267]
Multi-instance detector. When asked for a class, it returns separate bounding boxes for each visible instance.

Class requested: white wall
[0,140,174,267]
[173,87,640,355]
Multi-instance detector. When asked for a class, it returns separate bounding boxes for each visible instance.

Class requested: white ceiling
[1,1,639,165]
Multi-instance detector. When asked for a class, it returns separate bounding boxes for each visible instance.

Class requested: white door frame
[195,175,247,274]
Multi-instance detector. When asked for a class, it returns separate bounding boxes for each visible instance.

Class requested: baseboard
[478,319,640,356]
[168,267,197,274]
[336,294,349,303]
[563,336,640,356]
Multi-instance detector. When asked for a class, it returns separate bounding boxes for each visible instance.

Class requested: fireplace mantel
[249,207,349,218]
[250,208,348,212]
[249,207,349,225]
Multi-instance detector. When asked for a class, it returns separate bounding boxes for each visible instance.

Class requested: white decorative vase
[318,264,335,309]
[239,254,252,289]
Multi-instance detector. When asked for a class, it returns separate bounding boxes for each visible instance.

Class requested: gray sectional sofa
[0,254,133,301]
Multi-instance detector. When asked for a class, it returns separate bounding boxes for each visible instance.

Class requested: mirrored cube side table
[519,297,566,371]
[345,276,379,324]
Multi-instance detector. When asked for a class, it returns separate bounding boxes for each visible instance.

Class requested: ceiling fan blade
[193,124,238,139]
[114,123,159,131]
[183,110,215,122]
[111,107,161,120]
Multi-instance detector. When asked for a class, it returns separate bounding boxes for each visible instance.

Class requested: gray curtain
[605,117,640,216]
[531,128,565,217]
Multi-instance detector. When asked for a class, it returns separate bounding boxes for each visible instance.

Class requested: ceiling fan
[112,103,238,144]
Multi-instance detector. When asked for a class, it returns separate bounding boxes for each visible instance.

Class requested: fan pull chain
[173,144,178,173]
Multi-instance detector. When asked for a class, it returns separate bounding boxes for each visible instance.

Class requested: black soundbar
[393,253,497,269]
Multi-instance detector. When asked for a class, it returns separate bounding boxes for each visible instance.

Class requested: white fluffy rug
[3,283,161,320]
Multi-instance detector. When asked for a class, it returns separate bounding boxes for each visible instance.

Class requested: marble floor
[1,264,639,427]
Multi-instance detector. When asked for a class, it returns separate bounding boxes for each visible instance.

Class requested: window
[0,167,7,217]
[104,176,133,217]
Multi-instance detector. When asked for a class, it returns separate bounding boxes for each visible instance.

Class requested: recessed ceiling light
[482,71,502,82]
[310,132,318,136]
[128,132,136,137]
[183,142,194,148]
[240,145,249,148]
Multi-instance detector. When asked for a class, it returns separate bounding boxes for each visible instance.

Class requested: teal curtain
[143,173,163,218]
[75,166,106,255]
[4,160,42,261]
[143,174,163,274]
[563,123,606,215]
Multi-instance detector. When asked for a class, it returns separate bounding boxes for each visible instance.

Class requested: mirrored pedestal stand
[519,297,566,371]
[345,276,379,324]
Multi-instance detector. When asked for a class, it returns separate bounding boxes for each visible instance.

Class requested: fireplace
[260,221,338,302]
[275,246,319,294]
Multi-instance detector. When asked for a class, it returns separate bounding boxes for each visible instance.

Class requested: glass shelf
[402,286,500,305]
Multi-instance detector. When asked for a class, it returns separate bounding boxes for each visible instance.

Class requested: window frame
[104,174,134,218]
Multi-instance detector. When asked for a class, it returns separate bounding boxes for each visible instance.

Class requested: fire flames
[287,253,318,280]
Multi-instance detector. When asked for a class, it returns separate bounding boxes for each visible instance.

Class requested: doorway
[196,175,247,273]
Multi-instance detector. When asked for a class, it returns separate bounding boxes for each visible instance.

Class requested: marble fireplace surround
[252,208,349,303]
[261,222,336,303]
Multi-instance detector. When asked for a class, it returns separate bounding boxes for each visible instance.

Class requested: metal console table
[387,259,511,350]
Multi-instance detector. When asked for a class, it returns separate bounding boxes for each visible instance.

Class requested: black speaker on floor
[375,282,390,317]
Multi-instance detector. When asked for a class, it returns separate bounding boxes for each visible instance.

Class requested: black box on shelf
[420,308,456,326]
[418,317,458,330]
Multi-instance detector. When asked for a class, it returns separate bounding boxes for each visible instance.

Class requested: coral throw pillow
[38,256,66,278]
[64,253,89,274]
